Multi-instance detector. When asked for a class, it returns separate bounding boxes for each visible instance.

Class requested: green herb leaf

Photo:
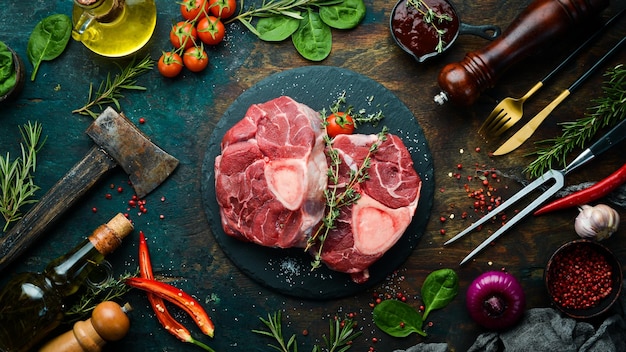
[292,9,332,61]
[27,14,71,81]
[373,299,426,337]
[421,268,459,320]
[72,55,153,118]
[319,0,366,29]
[257,15,301,41]
[0,122,45,232]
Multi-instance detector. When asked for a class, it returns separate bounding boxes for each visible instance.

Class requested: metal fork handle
[566,117,626,175]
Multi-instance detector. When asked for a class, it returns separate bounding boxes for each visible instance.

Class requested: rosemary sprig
[407,0,453,53]
[525,64,626,178]
[65,269,137,322]
[226,0,342,35]
[0,122,46,232]
[314,316,362,352]
[72,55,154,118]
[253,311,298,352]
[253,311,362,352]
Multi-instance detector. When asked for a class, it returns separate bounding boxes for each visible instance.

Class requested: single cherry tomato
[326,112,355,138]
[183,46,209,72]
[158,52,184,78]
[180,0,209,21]
[170,21,197,49]
[208,0,236,19]
[197,16,225,45]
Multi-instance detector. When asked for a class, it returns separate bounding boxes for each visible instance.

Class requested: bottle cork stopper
[89,213,133,255]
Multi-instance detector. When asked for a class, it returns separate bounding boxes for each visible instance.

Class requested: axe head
[86,107,179,198]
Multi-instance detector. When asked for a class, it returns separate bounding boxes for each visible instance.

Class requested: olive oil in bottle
[71,0,157,57]
[0,214,133,352]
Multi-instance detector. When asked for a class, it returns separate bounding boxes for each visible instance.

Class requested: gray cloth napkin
[394,282,626,352]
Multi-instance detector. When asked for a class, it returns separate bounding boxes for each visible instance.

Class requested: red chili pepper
[534,162,626,215]
[131,235,215,338]
[137,232,216,351]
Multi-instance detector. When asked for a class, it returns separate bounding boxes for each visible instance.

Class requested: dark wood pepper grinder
[434,0,609,106]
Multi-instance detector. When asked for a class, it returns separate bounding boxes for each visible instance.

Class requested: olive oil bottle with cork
[0,213,133,352]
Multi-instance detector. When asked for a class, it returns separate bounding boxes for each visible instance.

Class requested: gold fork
[478,82,542,137]
[478,9,624,138]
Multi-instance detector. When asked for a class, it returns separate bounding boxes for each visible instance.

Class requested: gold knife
[493,36,626,156]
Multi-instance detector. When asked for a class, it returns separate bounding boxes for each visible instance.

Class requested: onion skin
[466,271,526,330]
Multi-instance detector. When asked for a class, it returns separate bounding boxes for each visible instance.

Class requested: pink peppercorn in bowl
[544,239,622,319]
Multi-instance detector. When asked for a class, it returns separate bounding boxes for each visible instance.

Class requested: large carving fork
[445,117,626,265]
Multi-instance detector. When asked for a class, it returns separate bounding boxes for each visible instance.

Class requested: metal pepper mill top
[434,0,609,106]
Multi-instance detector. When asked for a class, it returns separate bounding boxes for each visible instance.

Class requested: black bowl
[545,239,622,319]
[0,47,25,104]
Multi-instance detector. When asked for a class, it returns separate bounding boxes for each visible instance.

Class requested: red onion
[466,271,525,330]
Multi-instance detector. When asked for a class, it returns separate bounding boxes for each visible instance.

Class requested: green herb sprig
[525,64,626,178]
[253,311,362,352]
[72,55,154,118]
[65,269,137,322]
[0,122,46,232]
[406,0,453,53]
[307,126,388,270]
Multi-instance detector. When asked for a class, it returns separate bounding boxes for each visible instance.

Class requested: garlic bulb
[574,204,620,241]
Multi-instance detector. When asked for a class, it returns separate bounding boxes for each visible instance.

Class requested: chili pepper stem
[190,338,216,352]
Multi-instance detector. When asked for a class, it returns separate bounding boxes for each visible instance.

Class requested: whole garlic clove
[574,204,620,241]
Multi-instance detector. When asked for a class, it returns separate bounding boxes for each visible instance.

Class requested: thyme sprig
[0,122,46,232]
[226,0,342,35]
[65,269,137,322]
[72,55,154,118]
[306,95,386,270]
[525,64,626,178]
[407,0,453,53]
[253,311,362,352]
[307,126,388,270]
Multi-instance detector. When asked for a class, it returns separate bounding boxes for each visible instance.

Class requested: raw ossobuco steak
[310,133,422,283]
[214,96,328,248]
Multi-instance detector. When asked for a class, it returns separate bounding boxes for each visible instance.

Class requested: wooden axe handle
[0,146,118,272]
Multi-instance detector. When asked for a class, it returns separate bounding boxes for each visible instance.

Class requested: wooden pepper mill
[434,0,609,106]
[39,301,131,352]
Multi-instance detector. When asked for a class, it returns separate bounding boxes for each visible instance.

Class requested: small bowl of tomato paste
[389,0,500,62]
[545,239,623,319]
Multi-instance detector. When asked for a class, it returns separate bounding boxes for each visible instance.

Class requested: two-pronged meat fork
[445,118,626,265]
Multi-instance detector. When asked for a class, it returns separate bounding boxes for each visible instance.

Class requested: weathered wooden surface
[1,0,625,351]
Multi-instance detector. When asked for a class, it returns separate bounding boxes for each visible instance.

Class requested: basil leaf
[373,299,426,337]
[257,15,301,42]
[421,268,459,320]
[319,0,366,29]
[292,9,332,61]
[27,14,72,81]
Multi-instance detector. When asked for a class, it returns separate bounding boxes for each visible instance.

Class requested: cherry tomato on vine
[326,112,355,138]
[170,21,198,49]
[208,0,236,19]
[183,46,209,72]
[197,16,225,45]
[180,0,209,21]
[158,52,184,78]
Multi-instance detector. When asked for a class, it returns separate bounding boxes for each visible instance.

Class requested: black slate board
[201,66,434,300]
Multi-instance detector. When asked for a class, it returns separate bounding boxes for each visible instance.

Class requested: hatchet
[0,107,179,272]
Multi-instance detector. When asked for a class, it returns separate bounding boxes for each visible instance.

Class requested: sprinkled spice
[548,244,614,310]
